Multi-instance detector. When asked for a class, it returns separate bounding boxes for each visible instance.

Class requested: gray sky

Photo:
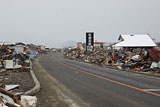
[0,0,160,48]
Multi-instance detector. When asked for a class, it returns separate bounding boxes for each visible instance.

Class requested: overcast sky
[0,0,160,48]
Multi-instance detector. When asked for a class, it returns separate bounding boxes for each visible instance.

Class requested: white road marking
[144,89,160,92]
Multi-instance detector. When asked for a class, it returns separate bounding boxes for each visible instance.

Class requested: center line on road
[56,60,160,97]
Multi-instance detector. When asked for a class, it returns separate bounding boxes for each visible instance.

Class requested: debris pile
[65,47,160,73]
[0,42,45,107]
[0,88,22,107]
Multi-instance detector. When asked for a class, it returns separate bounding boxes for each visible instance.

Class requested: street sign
[86,32,94,51]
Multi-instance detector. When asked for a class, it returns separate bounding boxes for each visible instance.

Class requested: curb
[25,59,40,95]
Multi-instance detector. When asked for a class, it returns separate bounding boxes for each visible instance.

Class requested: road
[38,53,160,107]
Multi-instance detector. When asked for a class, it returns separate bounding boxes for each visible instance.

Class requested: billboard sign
[86,32,94,51]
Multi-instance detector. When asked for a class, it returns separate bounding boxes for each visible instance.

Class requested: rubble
[21,96,37,107]
[0,88,22,107]
[0,42,44,107]
[5,85,20,91]
[158,61,160,69]
[64,47,160,74]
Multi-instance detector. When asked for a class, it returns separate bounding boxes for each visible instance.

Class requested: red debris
[149,49,160,61]
[112,56,120,61]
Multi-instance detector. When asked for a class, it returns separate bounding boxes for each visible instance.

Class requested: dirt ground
[0,69,35,93]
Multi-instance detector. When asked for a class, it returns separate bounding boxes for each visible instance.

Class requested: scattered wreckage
[64,47,160,74]
[0,43,41,107]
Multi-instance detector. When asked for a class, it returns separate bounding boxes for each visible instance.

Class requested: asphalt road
[38,53,160,107]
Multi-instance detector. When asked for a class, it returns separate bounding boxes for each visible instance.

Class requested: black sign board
[86,32,94,51]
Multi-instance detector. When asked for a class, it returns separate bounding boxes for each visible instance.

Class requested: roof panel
[115,35,157,47]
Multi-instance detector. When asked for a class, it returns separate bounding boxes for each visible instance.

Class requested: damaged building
[114,34,157,49]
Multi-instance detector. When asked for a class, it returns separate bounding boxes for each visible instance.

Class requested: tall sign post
[86,32,94,52]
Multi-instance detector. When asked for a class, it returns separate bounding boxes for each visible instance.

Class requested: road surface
[38,53,160,107]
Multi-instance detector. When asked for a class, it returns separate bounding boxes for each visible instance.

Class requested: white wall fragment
[21,96,37,107]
